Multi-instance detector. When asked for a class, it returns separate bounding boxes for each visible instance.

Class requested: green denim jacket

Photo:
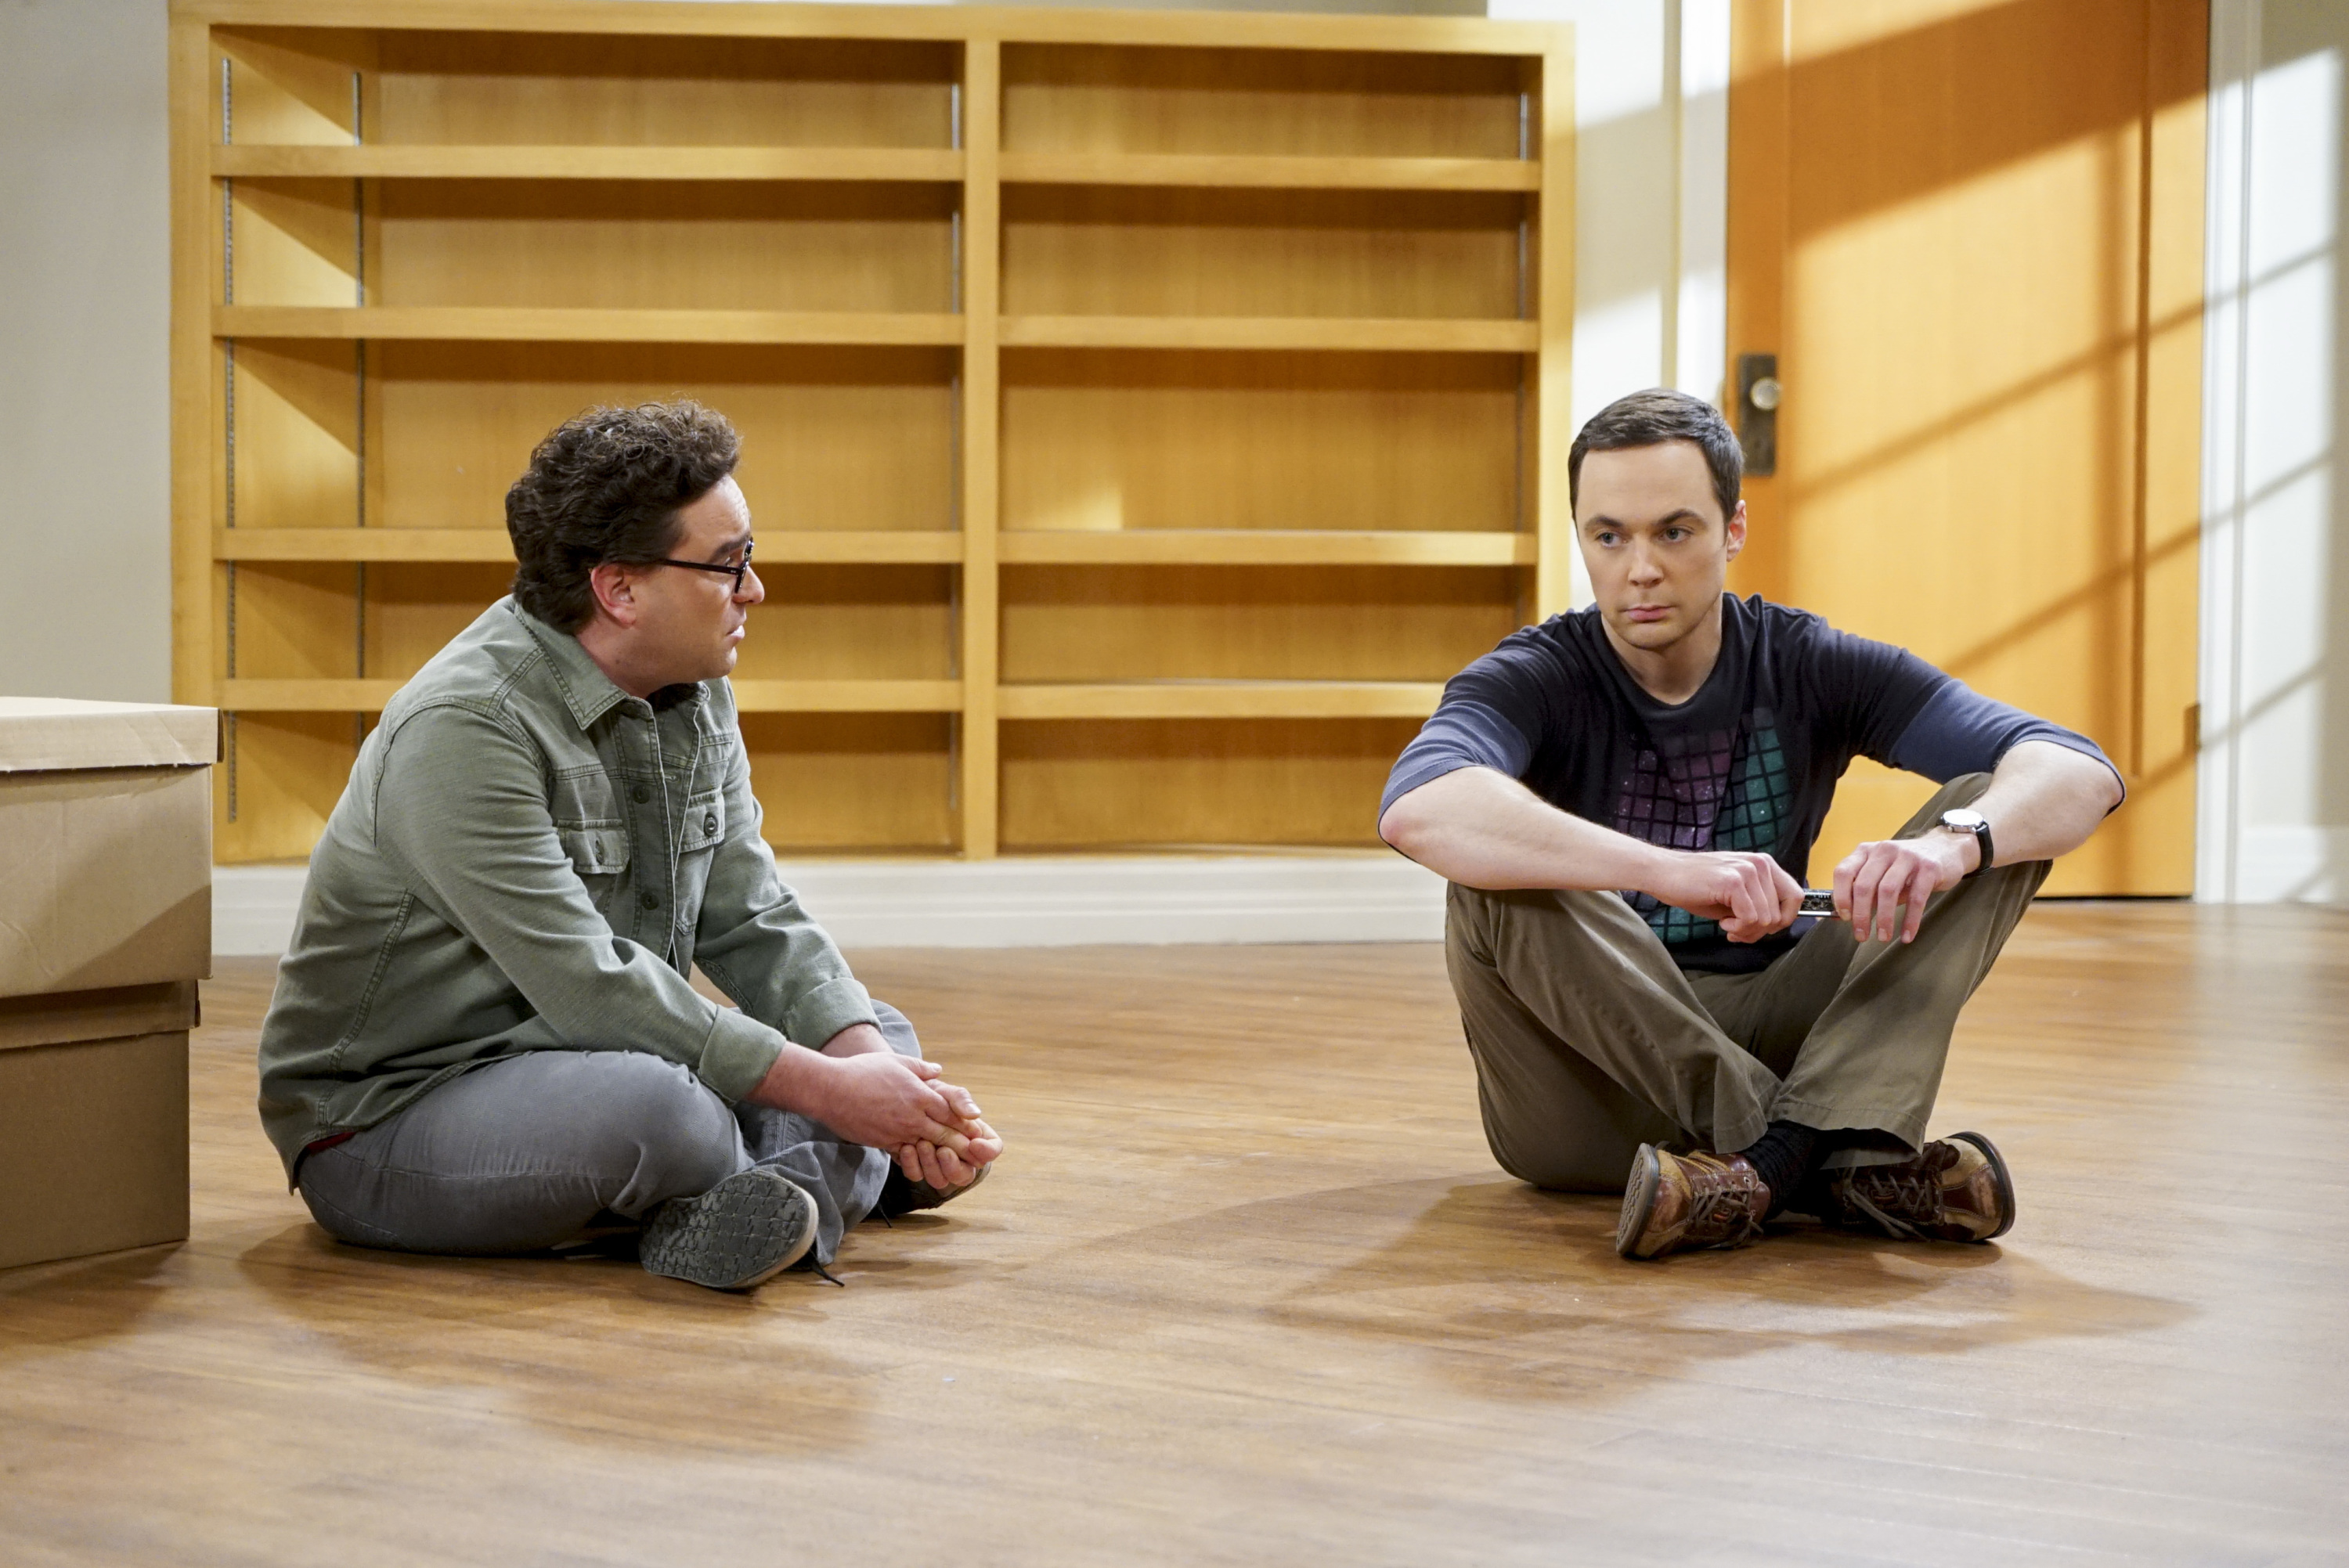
[255,598,877,1178]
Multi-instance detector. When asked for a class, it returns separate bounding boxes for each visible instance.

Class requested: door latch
[1737,353,1780,476]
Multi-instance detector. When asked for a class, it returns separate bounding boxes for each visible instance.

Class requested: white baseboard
[2226,826,2349,904]
[211,852,1451,958]
[213,865,310,958]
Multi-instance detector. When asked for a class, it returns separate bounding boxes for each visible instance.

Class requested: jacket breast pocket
[674,788,724,932]
[678,789,726,854]
[557,824,630,912]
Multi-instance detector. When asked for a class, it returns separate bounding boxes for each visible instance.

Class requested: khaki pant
[1443,775,2047,1192]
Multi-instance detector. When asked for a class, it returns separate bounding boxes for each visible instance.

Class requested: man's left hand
[897,1118,1002,1189]
[1834,830,1974,944]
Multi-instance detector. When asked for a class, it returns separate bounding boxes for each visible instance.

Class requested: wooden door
[1725,0,2206,894]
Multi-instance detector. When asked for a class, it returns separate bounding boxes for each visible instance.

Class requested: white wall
[0,0,173,705]
[2200,0,2349,903]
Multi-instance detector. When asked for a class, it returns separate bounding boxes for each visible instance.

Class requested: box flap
[0,697,219,772]
[0,980,199,1052]
[0,768,212,999]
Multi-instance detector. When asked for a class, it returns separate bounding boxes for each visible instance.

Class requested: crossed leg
[1443,776,2048,1195]
[297,1000,926,1269]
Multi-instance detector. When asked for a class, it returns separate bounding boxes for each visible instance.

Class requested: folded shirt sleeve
[1379,697,1537,824]
[1884,679,2126,806]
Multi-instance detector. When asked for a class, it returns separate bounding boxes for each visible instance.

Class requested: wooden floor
[3,903,2347,1565]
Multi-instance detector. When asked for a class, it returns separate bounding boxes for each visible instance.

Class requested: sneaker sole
[1615,1144,1664,1260]
[640,1168,818,1291]
[1946,1130,2016,1241]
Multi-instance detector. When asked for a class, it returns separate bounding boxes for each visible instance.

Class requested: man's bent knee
[870,999,922,1061]
[1487,1134,1643,1195]
[576,1051,743,1202]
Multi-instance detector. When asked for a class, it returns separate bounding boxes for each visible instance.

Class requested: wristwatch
[1937,808,1994,877]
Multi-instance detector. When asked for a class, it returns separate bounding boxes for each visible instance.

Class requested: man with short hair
[258,401,1001,1291]
[1379,388,2120,1261]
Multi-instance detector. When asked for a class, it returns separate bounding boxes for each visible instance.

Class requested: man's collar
[508,600,644,731]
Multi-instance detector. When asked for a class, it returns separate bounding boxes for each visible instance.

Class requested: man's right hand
[1645,849,1802,943]
[897,1118,1003,1189]
[749,1047,981,1153]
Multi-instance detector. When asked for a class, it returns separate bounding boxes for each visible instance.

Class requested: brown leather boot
[1615,1144,1770,1260]
[1817,1131,2015,1242]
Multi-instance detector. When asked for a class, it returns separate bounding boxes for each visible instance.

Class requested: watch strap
[1943,812,1994,878]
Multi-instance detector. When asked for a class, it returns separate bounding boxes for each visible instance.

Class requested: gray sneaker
[639,1168,817,1290]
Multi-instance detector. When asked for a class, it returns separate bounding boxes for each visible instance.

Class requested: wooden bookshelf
[998,152,1543,192]
[171,0,1574,862]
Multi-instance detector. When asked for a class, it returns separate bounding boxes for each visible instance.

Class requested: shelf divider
[211,145,966,182]
[998,315,1538,353]
[213,529,965,564]
[997,682,1446,722]
[211,306,965,345]
[958,38,1005,858]
[222,679,965,714]
[997,531,1535,567]
[727,680,966,712]
[997,152,1539,192]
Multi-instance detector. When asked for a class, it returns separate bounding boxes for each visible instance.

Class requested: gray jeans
[297,1001,922,1267]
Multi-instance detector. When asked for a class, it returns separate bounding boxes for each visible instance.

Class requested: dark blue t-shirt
[1381,593,2120,973]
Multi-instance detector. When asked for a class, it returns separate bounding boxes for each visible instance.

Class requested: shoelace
[1839,1148,1958,1238]
[1682,1155,1763,1245]
[1837,1185,1926,1242]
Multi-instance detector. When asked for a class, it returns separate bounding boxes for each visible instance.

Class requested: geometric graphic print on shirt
[1617,709,1795,946]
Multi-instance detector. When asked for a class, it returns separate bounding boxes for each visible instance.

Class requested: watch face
[1941,809,1989,830]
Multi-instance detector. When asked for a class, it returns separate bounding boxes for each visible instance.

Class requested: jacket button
[703,813,719,835]
[639,891,658,910]
[631,786,650,805]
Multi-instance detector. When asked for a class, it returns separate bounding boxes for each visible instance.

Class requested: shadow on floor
[0,1244,182,1352]
[1028,1174,2196,1407]
[226,1218,891,1458]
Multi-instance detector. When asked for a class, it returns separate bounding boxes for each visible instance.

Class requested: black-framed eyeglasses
[646,540,756,594]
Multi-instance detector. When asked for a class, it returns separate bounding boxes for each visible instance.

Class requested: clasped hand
[1832,832,1968,944]
[1648,833,1965,946]
[752,1029,1003,1191]
[824,1050,1002,1191]
[1647,850,1802,943]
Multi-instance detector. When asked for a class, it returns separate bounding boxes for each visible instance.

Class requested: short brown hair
[505,400,741,632]
[1568,388,1742,523]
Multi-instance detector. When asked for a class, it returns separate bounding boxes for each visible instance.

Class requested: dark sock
[1739,1121,1820,1219]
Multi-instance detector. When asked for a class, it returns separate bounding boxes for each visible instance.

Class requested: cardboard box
[0,697,216,1271]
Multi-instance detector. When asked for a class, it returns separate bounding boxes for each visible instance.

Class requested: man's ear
[1723,499,1749,563]
[587,561,642,629]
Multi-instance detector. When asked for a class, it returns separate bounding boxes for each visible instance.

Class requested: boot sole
[640,1168,818,1291]
[1946,1130,2016,1241]
[1615,1144,1664,1259]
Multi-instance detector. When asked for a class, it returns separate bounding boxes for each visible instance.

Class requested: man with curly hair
[258,401,1000,1290]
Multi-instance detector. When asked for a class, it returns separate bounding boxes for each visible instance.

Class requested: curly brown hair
[505,400,742,633]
